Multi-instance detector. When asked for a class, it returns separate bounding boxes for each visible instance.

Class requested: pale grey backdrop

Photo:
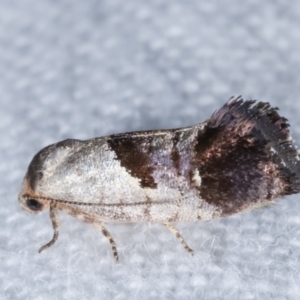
[1,1,300,299]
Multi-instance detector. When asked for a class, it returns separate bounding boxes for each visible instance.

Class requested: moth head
[18,140,79,214]
[18,196,49,214]
[18,143,59,214]
[18,172,50,214]
[18,182,50,214]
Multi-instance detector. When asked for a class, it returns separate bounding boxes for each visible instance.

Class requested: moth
[18,97,300,262]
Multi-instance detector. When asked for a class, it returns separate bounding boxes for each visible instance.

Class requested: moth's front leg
[39,201,60,253]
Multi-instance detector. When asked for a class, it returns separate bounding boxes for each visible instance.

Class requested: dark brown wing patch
[108,135,157,188]
[194,97,300,216]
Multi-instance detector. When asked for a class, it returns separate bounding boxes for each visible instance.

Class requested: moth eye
[26,199,43,211]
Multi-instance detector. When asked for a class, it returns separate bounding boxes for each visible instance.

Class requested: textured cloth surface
[1,1,300,299]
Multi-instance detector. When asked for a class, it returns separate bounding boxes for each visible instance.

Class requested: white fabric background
[1,1,300,299]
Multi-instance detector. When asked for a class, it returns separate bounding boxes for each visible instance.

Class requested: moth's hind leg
[39,202,60,253]
[92,220,119,263]
[164,222,194,255]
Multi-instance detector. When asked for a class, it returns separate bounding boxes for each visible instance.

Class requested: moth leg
[164,222,194,255]
[39,202,60,253]
[92,220,119,263]
[60,205,119,262]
